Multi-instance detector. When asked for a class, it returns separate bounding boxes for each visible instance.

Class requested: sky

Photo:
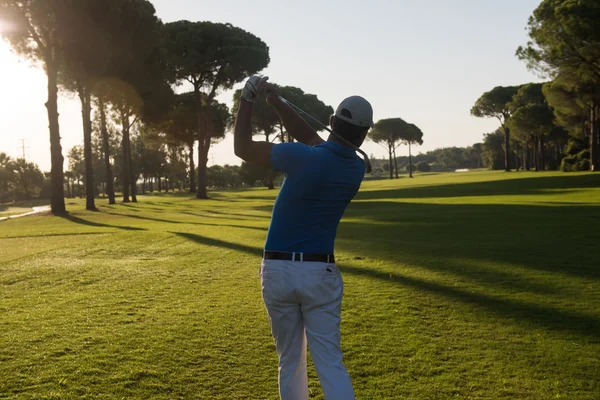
[0,0,543,171]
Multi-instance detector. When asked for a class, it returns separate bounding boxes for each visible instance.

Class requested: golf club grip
[279,96,372,173]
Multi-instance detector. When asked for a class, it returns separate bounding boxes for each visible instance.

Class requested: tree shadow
[59,214,146,231]
[104,212,267,232]
[338,263,600,340]
[168,230,600,339]
[340,201,600,280]
[180,210,270,221]
[103,212,186,225]
[1,232,111,239]
[355,174,600,200]
[172,232,263,256]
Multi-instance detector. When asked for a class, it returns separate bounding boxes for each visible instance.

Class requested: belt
[263,251,335,264]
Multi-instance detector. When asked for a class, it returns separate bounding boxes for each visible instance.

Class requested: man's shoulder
[273,142,316,152]
[271,142,318,174]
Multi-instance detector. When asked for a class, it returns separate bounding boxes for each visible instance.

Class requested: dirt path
[0,205,51,222]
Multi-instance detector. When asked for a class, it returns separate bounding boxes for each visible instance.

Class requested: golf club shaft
[278,96,372,173]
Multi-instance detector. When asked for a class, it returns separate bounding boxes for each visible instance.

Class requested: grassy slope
[0,171,599,399]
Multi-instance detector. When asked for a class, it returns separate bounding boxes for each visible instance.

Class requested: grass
[0,170,599,399]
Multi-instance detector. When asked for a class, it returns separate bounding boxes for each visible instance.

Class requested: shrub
[561,150,590,172]
[416,162,431,172]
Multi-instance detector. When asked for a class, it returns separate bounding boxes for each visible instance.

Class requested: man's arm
[267,94,324,146]
[233,99,274,169]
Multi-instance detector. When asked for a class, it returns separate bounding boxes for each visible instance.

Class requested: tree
[164,20,270,198]
[207,165,243,189]
[517,0,600,80]
[370,118,408,179]
[469,143,483,169]
[401,124,424,178]
[0,153,14,202]
[517,0,600,170]
[416,162,431,172]
[508,83,556,170]
[239,162,268,187]
[277,86,333,143]
[162,92,199,193]
[67,146,85,197]
[0,0,70,213]
[11,158,44,199]
[481,130,506,170]
[94,88,117,204]
[471,86,521,172]
[509,104,555,170]
[58,0,122,210]
[88,0,167,203]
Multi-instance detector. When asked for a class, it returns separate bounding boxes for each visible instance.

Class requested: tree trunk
[523,147,528,171]
[533,138,539,171]
[188,143,196,193]
[78,86,96,211]
[388,145,393,179]
[194,85,209,199]
[591,102,599,172]
[515,141,520,171]
[128,132,137,202]
[393,146,399,179]
[267,170,275,189]
[99,97,115,205]
[121,116,131,203]
[45,61,66,214]
[409,142,414,178]
[539,134,545,171]
[265,133,275,189]
[196,137,209,199]
[503,126,511,172]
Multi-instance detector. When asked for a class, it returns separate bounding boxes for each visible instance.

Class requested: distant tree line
[472,0,600,173]
[366,144,485,177]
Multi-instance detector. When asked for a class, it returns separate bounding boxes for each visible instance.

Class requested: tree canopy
[516,0,600,79]
[471,86,521,171]
[164,20,269,198]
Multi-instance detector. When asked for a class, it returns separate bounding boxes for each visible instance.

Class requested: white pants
[260,259,355,400]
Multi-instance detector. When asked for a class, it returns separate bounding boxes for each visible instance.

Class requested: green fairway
[1,171,599,399]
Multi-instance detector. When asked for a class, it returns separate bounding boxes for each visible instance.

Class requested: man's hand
[256,77,281,106]
[234,76,275,168]
[240,75,263,104]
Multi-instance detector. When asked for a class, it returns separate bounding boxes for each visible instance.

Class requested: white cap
[335,96,374,128]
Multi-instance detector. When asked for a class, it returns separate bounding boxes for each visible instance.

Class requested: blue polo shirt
[265,141,365,254]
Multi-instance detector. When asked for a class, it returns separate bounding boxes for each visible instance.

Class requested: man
[233,76,373,400]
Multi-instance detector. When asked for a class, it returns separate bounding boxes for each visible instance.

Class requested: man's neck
[327,135,355,149]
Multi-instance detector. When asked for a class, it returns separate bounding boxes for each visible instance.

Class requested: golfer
[233,76,373,400]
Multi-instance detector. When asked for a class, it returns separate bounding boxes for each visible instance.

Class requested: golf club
[278,96,373,173]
